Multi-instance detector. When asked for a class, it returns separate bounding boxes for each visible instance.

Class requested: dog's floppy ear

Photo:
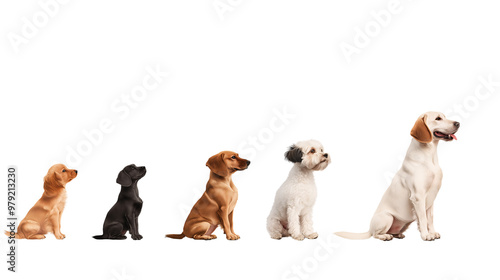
[54,170,62,182]
[285,145,303,163]
[116,169,132,187]
[411,114,432,143]
[43,171,61,191]
[206,153,229,177]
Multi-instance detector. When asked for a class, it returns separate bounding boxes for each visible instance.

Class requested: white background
[1,1,499,280]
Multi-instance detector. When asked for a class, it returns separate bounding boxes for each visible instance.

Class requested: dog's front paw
[55,233,65,240]
[226,233,240,240]
[421,233,436,241]
[132,234,143,240]
[305,232,318,239]
[292,234,305,241]
[429,232,441,239]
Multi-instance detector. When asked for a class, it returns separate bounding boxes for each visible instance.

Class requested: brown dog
[5,164,78,239]
[166,151,250,240]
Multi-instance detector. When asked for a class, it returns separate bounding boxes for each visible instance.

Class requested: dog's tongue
[450,134,457,140]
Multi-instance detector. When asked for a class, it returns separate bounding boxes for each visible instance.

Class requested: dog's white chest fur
[278,165,317,208]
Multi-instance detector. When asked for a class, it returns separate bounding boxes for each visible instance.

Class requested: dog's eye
[231,156,236,159]
[435,117,442,121]
[62,169,66,172]
[310,149,315,154]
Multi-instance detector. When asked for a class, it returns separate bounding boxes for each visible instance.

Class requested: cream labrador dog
[336,112,459,241]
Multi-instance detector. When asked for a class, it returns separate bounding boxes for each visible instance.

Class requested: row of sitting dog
[6,112,459,241]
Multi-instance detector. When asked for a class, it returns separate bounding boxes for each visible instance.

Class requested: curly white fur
[266,140,330,240]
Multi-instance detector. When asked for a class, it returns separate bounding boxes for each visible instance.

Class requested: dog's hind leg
[19,220,45,239]
[104,222,127,240]
[190,222,217,240]
[370,212,394,241]
[267,215,285,240]
[391,221,412,239]
[28,234,47,239]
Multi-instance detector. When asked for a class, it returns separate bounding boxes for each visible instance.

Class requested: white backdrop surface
[1,1,499,280]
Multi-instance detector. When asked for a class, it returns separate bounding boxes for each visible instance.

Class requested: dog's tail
[92,235,106,240]
[4,230,24,239]
[335,231,371,240]
[165,233,185,239]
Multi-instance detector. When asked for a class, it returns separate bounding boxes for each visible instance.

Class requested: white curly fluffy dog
[267,140,331,240]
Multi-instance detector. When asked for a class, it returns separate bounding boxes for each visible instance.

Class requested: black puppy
[93,164,146,240]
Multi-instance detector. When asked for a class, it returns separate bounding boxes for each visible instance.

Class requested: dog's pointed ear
[116,170,132,187]
[206,153,229,177]
[411,114,432,143]
[285,145,303,163]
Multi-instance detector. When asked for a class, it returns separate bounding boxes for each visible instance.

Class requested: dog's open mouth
[433,131,457,141]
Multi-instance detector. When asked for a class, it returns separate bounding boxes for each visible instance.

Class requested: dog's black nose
[246,161,251,166]
[75,170,78,174]
[454,122,460,128]
[324,153,329,158]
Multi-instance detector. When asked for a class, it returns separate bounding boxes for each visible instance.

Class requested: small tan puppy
[5,164,78,239]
